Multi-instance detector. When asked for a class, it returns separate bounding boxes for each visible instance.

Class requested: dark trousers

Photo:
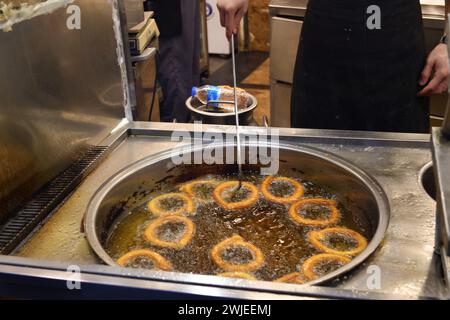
[157,0,200,122]
[291,0,430,133]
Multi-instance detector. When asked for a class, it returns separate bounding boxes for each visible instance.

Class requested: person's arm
[217,0,249,39]
[418,0,449,96]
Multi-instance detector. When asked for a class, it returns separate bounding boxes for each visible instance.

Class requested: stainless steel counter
[421,1,446,18]
[432,127,450,288]
[0,122,447,299]
[269,0,308,17]
[269,0,445,17]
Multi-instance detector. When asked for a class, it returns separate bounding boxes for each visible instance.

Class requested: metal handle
[130,47,157,63]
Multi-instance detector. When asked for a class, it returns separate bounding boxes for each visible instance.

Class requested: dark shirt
[154,0,182,38]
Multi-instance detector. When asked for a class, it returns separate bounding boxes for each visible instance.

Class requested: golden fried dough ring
[289,198,340,227]
[117,249,173,271]
[211,235,264,272]
[274,272,306,284]
[180,180,217,201]
[309,227,368,256]
[217,272,257,280]
[301,253,351,281]
[145,214,195,249]
[213,181,259,211]
[148,193,194,216]
[261,176,304,204]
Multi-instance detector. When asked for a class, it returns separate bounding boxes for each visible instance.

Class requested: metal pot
[185,95,258,125]
[84,141,389,286]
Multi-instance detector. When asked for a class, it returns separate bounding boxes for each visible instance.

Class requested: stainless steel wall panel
[270,16,302,84]
[270,81,292,128]
[0,0,126,223]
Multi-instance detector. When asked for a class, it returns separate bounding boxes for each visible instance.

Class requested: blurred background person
[154,0,200,122]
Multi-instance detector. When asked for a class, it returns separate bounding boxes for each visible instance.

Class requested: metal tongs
[206,34,243,190]
[231,34,244,190]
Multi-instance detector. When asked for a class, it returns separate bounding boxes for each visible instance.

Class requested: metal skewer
[231,33,243,189]
[203,34,243,191]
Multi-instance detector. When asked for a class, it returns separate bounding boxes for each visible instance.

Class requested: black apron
[291,0,430,133]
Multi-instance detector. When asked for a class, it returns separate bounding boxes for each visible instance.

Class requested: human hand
[418,43,449,96]
[217,0,249,40]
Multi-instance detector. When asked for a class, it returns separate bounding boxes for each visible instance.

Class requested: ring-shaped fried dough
[180,180,217,201]
[117,249,173,271]
[145,214,195,249]
[274,272,306,284]
[309,227,368,256]
[301,253,351,281]
[148,193,194,216]
[289,198,340,227]
[261,176,304,204]
[213,181,259,211]
[217,272,257,280]
[211,235,264,272]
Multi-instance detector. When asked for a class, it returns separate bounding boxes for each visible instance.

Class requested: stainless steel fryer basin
[84,142,390,286]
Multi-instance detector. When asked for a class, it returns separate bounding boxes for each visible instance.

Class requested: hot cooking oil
[105,172,370,282]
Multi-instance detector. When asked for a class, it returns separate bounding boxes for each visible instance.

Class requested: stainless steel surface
[421,1,446,19]
[420,162,436,200]
[431,14,450,281]
[440,246,450,291]
[431,128,450,293]
[0,254,398,300]
[0,0,73,32]
[431,128,450,255]
[185,94,258,125]
[269,5,302,127]
[0,0,127,225]
[269,0,444,20]
[0,146,108,255]
[269,0,308,18]
[114,0,137,121]
[431,115,445,127]
[270,17,302,84]
[6,122,446,299]
[271,82,292,128]
[444,104,450,138]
